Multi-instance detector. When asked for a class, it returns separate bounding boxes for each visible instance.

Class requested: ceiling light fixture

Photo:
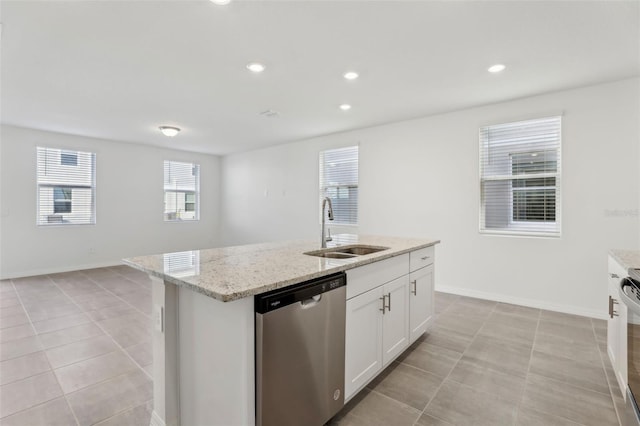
[246,62,265,73]
[159,126,181,137]
[343,71,359,80]
[339,104,352,111]
[209,0,231,5]
[488,64,506,73]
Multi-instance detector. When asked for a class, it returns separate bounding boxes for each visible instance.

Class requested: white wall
[0,125,221,278]
[221,78,640,318]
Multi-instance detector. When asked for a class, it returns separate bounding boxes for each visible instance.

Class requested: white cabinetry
[409,264,434,344]
[344,255,410,400]
[607,256,628,399]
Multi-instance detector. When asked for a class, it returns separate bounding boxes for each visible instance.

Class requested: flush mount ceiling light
[343,71,359,80]
[488,64,506,73]
[339,104,352,111]
[209,0,231,5]
[246,62,265,73]
[159,126,181,137]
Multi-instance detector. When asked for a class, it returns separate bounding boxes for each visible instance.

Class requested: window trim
[163,161,200,222]
[319,145,359,226]
[479,116,562,238]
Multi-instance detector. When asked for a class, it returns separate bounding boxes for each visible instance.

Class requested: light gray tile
[337,389,420,426]
[529,350,609,394]
[613,394,640,426]
[367,362,443,411]
[521,373,617,426]
[124,340,152,367]
[540,310,592,329]
[534,332,602,365]
[494,302,540,319]
[424,379,518,426]
[0,397,77,426]
[445,300,494,320]
[38,323,104,350]
[24,303,82,323]
[74,294,122,312]
[105,322,150,348]
[422,326,473,353]
[416,413,454,426]
[0,306,25,319]
[32,313,91,335]
[96,313,148,334]
[0,324,35,343]
[430,312,485,338]
[93,400,152,426]
[0,312,30,329]
[65,370,152,426]
[447,357,526,403]
[477,320,536,346]
[85,303,138,322]
[0,352,51,386]
[462,335,532,378]
[0,372,62,418]
[54,350,138,394]
[0,298,20,309]
[537,320,597,343]
[516,406,583,426]
[45,335,118,369]
[398,342,461,378]
[0,335,43,361]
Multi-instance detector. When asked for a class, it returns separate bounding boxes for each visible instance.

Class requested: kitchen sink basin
[304,245,389,259]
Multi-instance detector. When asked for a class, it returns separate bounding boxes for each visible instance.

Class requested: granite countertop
[123,234,439,302]
[610,249,640,272]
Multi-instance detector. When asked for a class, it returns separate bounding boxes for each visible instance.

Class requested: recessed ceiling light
[488,64,506,73]
[210,0,231,5]
[339,104,352,111]
[246,62,265,73]
[343,71,359,80]
[159,126,181,137]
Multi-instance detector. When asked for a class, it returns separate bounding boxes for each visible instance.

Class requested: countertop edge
[124,240,440,302]
[609,249,640,272]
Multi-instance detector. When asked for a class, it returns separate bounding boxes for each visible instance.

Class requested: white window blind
[164,160,200,221]
[480,116,561,237]
[37,147,96,225]
[319,146,358,225]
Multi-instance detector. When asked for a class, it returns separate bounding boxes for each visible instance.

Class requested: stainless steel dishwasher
[255,272,346,426]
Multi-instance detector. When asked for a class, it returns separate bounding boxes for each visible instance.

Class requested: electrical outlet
[154,305,164,332]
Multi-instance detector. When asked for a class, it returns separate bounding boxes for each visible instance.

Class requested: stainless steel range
[619,268,640,422]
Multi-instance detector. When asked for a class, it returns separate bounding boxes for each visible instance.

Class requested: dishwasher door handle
[301,294,322,308]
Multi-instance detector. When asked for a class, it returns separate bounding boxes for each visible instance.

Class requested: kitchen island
[124,234,439,426]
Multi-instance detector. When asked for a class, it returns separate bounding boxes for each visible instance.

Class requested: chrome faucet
[321,197,334,248]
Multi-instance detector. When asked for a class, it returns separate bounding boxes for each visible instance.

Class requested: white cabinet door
[409,264,434,344]
[607,256,628,399]
[345,285,384,400]
[382,276,410,366]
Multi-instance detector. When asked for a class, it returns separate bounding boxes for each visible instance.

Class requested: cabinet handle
[421,256,430,261]
[411,280,417,295]
[379,295,386,314]
[610,273,619,279]
[387,292,391,312]
[609,296,620,319]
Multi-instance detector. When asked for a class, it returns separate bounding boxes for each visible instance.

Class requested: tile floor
[0,266,638,426]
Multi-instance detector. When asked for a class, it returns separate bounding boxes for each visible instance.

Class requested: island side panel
[150,276,180,426]
[178,286,256,426]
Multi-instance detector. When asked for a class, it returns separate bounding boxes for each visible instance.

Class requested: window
[479,116,561,237]
[37,147,96,225]
[319,146,358,225]
[164,161,200,221]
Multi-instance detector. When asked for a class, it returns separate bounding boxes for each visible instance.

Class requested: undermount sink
[304,245,389,259]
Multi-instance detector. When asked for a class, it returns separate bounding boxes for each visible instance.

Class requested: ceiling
[2,0,639,156]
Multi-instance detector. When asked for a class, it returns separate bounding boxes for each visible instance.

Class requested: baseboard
[435,284,607,320]
[149,411,166,426]
[0,260,124,280]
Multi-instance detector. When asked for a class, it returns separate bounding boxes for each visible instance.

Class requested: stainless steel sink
[304,245,389,259]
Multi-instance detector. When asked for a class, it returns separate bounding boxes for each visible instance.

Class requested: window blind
[37,147,96,225]
[479,116,561,237]
[319,146,359,225]
[164,160,200,221]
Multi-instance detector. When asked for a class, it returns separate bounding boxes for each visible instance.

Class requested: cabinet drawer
[346,254,409,300]
[410,246,434,272]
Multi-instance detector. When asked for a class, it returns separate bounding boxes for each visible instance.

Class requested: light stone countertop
[610,249,640,272]
[123,234,440,302]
